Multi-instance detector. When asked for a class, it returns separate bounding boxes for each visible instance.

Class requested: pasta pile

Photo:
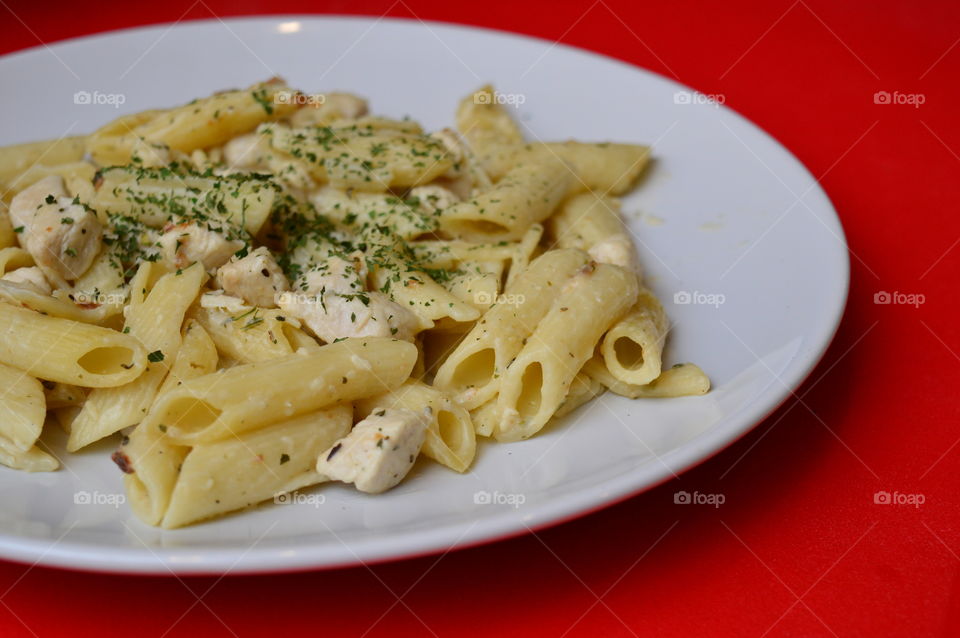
[0,79,708,527]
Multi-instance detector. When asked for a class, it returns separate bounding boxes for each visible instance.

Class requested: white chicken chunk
[158,222,245,272]
[215,246,290,307]
[9,176,102,283]
[277,255,418,343]
[223,133,270,170]
[316,408,430,493]
[0,266,51,295]
[429,128,466,165]
[408,184,460,214]
[588,235,640,274]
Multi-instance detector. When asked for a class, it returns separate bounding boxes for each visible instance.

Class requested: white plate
[0,16,848,574]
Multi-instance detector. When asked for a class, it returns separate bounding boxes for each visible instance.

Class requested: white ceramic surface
[0,16,848,574]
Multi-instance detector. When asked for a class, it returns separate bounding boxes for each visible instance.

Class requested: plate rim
[0,14,850,575]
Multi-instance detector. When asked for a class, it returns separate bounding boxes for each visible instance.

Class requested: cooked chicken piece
[158,222,245,271]
[277,254,417,343]
[215,246,289,307]
[199,291,250,313]
[408,184,460,215]
[223,133,270,170]
[316,408,430,493]
[9,175,103,283]
[429,128,466,165]
[588,235,639,273]
[0,266,51,295]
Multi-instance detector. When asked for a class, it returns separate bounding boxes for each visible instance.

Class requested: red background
[1,1,959,636]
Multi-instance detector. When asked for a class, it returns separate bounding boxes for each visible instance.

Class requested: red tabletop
[1,1,958,636]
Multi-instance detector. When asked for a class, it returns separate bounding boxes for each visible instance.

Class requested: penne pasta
[0,363,45,453]
[0,81,707,527]
[146,337,417,445]
[438,160,573,241]
[67,263,206,451]
[358,380,476,473]
[0,303,146,386]
[495,262,639,441]
[159,405,352,528]
[583,357,711,399]
[433,248,590,409]
[121,317,219,526]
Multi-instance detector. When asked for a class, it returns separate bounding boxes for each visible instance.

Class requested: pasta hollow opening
[437,410,464,451]
[516,362,544,421]
[613,337,645,370]
[450,348,495,390]
[77,347,137,375]
[164,398,222,434]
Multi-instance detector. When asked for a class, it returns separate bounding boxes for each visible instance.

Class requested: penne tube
[190,304,302,363]
[0,246,33,274]
[156,319,218,396]
[443,260,502,312]
[121,318,219,526]
[481,142,651,196]
[433,248,590,409]
[268,123,454,192]
[469,398,500,438]
[438,161,573,241]
[0,136,87,185]
[0,280,119,325]
[91,82,296,165]
[67,263,206,451]
[93,166,279,237]
[136,83,297,152]
[0,302,146,386]
[43,381,87,410]
[495,262,639,441]
[455,85,525,149]
[3,162,97,204]
[0,363,45,452]
[549,192,640,274]
[553,371,606,419]
[600,287,669,387]
[357,380,476,473]
[583,357,710,398]
[371,262,480,326]
[159,405,352,528]
[86,108,165,165]
[148,337,417,445]
[0,437,58,472]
